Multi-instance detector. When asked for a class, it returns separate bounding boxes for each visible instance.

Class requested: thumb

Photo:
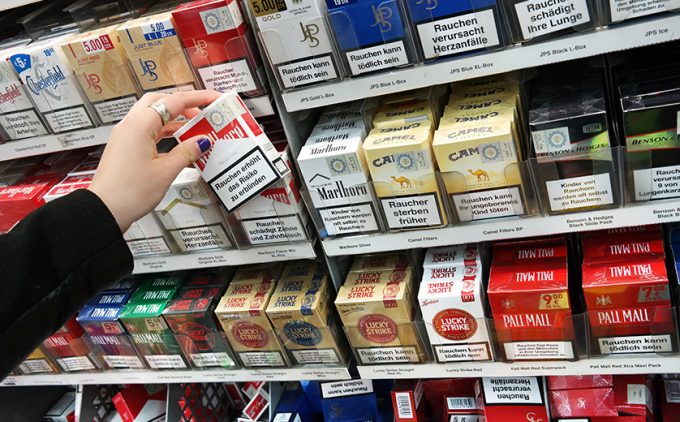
[161,135,212,178]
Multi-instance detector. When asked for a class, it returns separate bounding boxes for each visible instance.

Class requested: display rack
[0,126,113,162]
[0,366,352,386]
[0,0,43,12]
[132,241,317,273]
[281,14,680,111]
[321,200,680,256]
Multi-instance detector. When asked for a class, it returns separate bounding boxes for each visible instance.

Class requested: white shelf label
[346,41,409,75]
[198,59,257,93]
[18,359,53,374]
[176,224,232,251]
[482,377,542,404]
[278,56,338,88]
[634,165,680,201]
[357,346,420,364]
[598,334,673,354]
[102,355,144,369]
[381,193,443,229]
[241,215,306,245]
[239,351,286,367]
[417,9,500,59]
[57,356,95,372]
[145,354,187,369]
[321,379,373,398]
[93,95,137,123]
[291,348,341,365]
[44,106,93,133]
[514,0,591,39]
[0,109,47,139]
[503,341,574,360]
[545,173,614,211]
[190,352,234,367]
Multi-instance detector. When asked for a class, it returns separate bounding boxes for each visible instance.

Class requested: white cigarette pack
[423,245,481,269]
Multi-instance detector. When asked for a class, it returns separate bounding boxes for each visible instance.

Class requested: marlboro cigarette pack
[0,174,60,233]
[174,92,289,213]
[61,24,140,124]
[123,213,178,258]
[418,261,494,362]
[372,100,435,129]
[117,12,198,93]
[214,278,290,367]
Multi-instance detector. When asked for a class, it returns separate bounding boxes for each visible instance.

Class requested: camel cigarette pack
[155,167,232,252]
[363,125,447,230]
[9,34,96,133]
[61,25,140,124]
[488,239,575,360]
[0,47,48,139]
[117,12,197,93]
[335,273,425,364]
[249,0,340,89]
[372,100,435,128]
[326,0,415,76]
[406,0,502,60]
[297,137,380,237]
[418,261,493,362]
[481,377,549,422]
[42,318,98,372]
[18,347,59,375]
[423,244,481,269]
[350,253,410,273]
[172,0,265,96]
[433,117,524,222]
[266,270,348,365]
[214,280,289,367]
[174,92,289,213]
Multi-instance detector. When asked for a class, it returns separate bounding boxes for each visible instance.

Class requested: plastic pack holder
[419,318,497,364]
[326,0,419,77]
[248,0,344,91]
[621,144,680,205]
[123,212,180,258]
[64,0,152,31]
[16,1,81,41]
[404,0,508,62]
[501,0,601,44]
[529,146,622,216]
[172,333,238,370]
[17,346,61,375]
[42,333,102,372]
[128,329,191,370]
[167,383,233,422]
[603,0,680,24]
[83,333,147,370]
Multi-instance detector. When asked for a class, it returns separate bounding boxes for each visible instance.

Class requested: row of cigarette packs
[0,0,271,141]
[334,224,680,365]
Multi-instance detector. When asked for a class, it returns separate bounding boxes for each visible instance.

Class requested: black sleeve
[0,189,133,378]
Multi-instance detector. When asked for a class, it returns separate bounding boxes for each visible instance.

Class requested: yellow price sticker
[249,0,288,17]
[539,292,569,310]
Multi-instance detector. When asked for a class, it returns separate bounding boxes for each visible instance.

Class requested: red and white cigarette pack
[391,380,425,422]
[172,0,265,96]
[488,238,575,360]
[613,375,654,418]
[479,377,548,422]
[0,174,59,232]
[548,375,614,391]
[43,173,94,202]
[42,317,98,372]
[549,388,617,418]
[242,386,270,421]
[423,244,482,269]
[112,384,167,422]
[174,92,289,213]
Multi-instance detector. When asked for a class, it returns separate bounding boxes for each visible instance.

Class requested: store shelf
[281,15,680,111]
[0,0,42,12]
[321,200,680,256]
[358,356,679,379]
[0,366,351,386]
[132,241,317,273]
[0,125,113,162]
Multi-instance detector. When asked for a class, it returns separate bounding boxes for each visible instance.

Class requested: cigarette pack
[320,380,379,421]
[613,375,653,417]
[0,174,59,233]
[43,391,76,422]
[248,0,340,89]
[42,172,94,202]
[9,33,97,133]
[363,124,447,230]
[308,118,368,139]
[266,268,348,365]
[273,389,315,422]
[549,388,617,417]
[61,24,140,124]
[117,12,198,93]
[154,167,233,252]
[17,346,60,375]
[391,380,425,422]
[423,245,481,269]
[418,261,494,362]
[0,46,49,139]
[350,253,410,273]
[297,136,380,237]
[123,213,178,258]
[214,279,290,367]
[344,267,413,285]
[174,92,289,213]
[372,100,435,128]
[480,377,549,422]
[42,317,99,372]
[661,378,680,422]
[548,375,614,391]
[172,0,265,96]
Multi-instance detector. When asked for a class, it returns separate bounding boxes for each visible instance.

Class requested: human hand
[88,89,222,233]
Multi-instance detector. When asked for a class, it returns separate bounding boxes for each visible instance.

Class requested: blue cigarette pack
[320,380,379,421]
[273,389,317,421]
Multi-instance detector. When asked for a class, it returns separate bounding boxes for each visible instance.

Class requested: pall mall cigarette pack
[42,317,99,372]
[117,12,198,93]
[61,24,140,124]
[174,92,289,213]
[363,124,447,230]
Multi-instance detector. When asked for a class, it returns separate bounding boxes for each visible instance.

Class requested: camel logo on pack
[299,22,320,48]
[371,5,393,32]
[468,169,489,182]
[84,73,102,94]
[416,0,438,10]
[194,39,209,58]
[140,58,158,81]
[391,176,411,189]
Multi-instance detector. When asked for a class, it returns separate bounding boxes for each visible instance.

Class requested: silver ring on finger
[148,101,171,126]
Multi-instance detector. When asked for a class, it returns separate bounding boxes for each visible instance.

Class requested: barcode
[666,380,680,403]
[447,397,477,410]
[395,392,413,419]
[275,158,288,174]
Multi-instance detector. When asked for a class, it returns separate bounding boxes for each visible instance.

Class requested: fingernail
[197,137,212,153]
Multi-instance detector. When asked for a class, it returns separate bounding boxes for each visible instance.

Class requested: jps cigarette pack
[297,137,380,237]
[162,269,235,368]
[488,239,576,360]
[373,100,435,128]
[480,377,549,422]
[61,25,140,124]
[363,124,447,230]
[17,347,60,375]
[0,46,48,139]
[42,317,99,372]
[350,253,410,273]
[434,117,525,222]
[549,387,617,417]
[418,261,494,362]
[266,269,348,365]
[214,279,290,367]
[406,0,503,60]
[174,92,289,213]
[172,0,265,96]
[248,0,340,89]
[9,34,96,133]
[326,0,416,76]
[423,244,481,269]
[154,167,233,252]
[118,12,197,94]
[335,274,425,364]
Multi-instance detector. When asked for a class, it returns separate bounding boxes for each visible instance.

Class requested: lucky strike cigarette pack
[266,270,349,365]
[154,167,233,252]
[418,261,494,362]
[214,279,290,367]
[117,12,198,93]
[423,244,481,269]
[363,124,447,230]
[174,92,289,213]
[350,253,410,273]
[488,240,575,360]
[61,25,140,124]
